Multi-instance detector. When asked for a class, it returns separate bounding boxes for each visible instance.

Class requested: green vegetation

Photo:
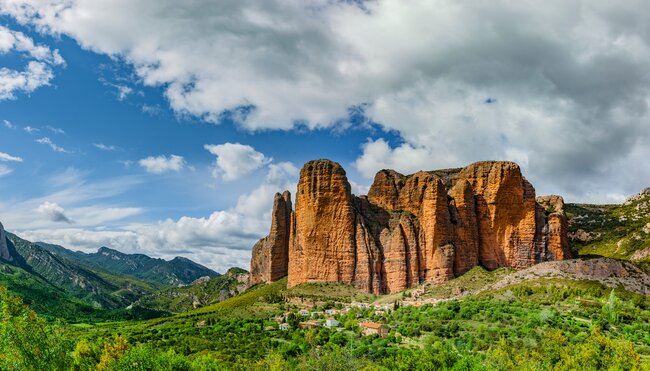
[287,281,375,302]
[2,273,647,370]
[567,191,650,265]
[132,267,248,314]
[37,243,219,287]
[2,219,649,370]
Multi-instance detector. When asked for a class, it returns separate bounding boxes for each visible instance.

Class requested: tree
[0,287,71,370]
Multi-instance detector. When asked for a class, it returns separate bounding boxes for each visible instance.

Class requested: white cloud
[23,125,39,133]
[354,138,436,179]
[3,119,13,128]
[114,84,132,101]
[0,152,23,162]
[0,164,12,176]
[204,142,270,181]
[138,154,185,174]
[36,201,73,224]
[10,161,299,272]
[93,143,118,151]
[0,170,144,230]
[36,137,68,153]
[2,1,650,201]
[0,25,63,99]
[45,125,65,134]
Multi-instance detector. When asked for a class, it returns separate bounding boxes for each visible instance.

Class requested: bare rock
[249,191,292,286]
[288,160,358,288]
[536,195,572,261]
[0,222,13,262]
[252,159,571,294]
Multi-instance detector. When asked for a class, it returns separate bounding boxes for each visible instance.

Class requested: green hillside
[568,188,650,266]
[131,267,248,313]
[38,243,220,287]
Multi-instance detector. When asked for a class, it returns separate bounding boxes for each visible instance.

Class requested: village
[264,285,463,338]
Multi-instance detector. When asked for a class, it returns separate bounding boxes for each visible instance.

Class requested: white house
[325,318,340,328]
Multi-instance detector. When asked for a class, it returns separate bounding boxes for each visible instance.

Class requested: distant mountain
[37,244,220,287]
[1,224,221,321]
[6,232,155,309]
[130,267,249,314]
[568,187,650,266]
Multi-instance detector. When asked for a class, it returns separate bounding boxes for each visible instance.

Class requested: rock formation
[536,195,572,261]
[249,191,292,286]
[0,222,13,262]
[250,159,571,294]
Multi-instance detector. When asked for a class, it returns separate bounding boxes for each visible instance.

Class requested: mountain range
[0,222,247,320]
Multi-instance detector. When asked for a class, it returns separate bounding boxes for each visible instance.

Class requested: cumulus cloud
[2,0,650,201]
[354,138,437,179]
[37,201,73,223]
[0,25,64,99]
[138,154,185,174]
[36,137,68,152]
[0,151,23,162]
[204,142,270,181]
[14,161,299,272]
[3,119,13,128]
[23,125,38,133]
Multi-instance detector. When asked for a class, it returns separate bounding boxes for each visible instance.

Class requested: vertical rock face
[288,160,358,288]
[0,222,13,262]
[249,191,292,286]
[456,161,539,269]
[251,159,570,293]
[448,180,479,276]
[536,195,572,261]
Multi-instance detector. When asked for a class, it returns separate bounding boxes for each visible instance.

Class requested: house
[325,309,340,315]
[299,320,321,329]
[375,310,385,316]
[299,309,310,317]
[361,322,388,337]
[325,318,340,328]
[279,323,290,331]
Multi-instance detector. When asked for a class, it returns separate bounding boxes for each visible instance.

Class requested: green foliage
[2,274,650,370]
[567,193,650,262]
[132,267,248,314]
[0,287,72,370]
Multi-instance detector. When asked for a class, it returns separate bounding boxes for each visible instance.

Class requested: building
[325,318,340,328]
[299,320,321,329]
[299,309,310,317]
[279,323,290,331]
[361,322,388,337]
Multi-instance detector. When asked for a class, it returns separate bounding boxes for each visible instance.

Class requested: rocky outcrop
[249,191,292,286]
[0,222,13,262]
[251,159,570,294]
[288,160,359,288]
[536,195,572,261]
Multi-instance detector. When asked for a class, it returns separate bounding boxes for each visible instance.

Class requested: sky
[0,0,649,272]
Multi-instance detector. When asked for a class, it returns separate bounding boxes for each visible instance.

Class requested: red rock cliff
[249,191,292,286]
[251,159,570,293]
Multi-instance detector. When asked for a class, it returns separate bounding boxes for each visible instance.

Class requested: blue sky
[1,1,649,271]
